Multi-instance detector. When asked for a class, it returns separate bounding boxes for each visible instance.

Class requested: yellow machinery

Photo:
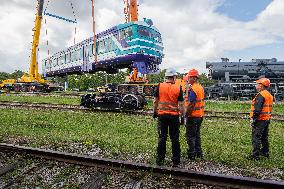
[0,79,16,89]
[0,0,47,92]
[19,0,46,85]
[127,68,148,83]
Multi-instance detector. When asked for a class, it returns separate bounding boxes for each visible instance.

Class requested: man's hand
[250,118,255,127]
[153,112,158,119]
[180,116,185,125]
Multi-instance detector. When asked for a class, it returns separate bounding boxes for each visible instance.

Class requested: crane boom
[20,0,45,83]
[129,0,138,22]
[30,0,44,82]
[124,0,138,22]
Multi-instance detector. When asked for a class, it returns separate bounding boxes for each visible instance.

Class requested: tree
[0,70,25,82]
[198,73,216,86]
[0,72,10,81]
[63,71,128,91]
[147,69,166,83]
[9,70,25,79]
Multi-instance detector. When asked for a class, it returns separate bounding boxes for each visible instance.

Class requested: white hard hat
[165,68,177,77]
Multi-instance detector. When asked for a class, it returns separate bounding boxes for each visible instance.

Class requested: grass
[0,94,80,105]
[205,101,284,114]
[0,108,284,171]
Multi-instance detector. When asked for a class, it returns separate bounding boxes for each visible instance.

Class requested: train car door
[82,45,92,72]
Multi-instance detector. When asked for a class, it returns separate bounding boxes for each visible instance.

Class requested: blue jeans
[186,117,203,158]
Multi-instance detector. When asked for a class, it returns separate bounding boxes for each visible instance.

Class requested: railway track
[1,101,284,121]
[0,101,151,116]
[1,143,284,189]
[2,92,82,97]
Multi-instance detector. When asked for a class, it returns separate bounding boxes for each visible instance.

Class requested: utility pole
[92,0,97,63]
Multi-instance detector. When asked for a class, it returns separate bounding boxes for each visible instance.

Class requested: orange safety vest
[250,90,273,120]
[185,83,205,117]
[157,82,181,116]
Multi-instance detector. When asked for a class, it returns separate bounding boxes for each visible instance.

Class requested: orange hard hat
[256,78,270,87]
[187,69,199,78]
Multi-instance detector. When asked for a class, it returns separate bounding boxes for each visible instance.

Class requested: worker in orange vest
[247,78,273,160]
[185,69,205,160]
[153,68,184,167]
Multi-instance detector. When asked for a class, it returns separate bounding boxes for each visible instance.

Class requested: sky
[0,0,284,74]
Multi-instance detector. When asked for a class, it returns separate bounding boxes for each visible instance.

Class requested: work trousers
[252,120,270,157]
[156,115,180,164]
[186,117,203,158]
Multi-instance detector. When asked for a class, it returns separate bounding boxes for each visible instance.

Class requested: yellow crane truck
[0,0,57,92]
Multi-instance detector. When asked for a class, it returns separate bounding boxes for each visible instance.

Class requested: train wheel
[122,94,139,110]
[22,86,28,92]
[14,85,20,92]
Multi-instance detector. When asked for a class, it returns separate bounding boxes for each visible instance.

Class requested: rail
[0,101,283,121]
[1,143,284,189]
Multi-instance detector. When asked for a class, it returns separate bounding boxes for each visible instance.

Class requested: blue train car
[42,19,164,77]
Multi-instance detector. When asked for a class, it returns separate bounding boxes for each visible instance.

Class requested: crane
[19,0,45,84]
[124,0,138,23]
[123,0,149,84]
[0,0,48,92]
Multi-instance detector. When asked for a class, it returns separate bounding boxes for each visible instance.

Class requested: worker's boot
[196,153,203,160]
[246,154,260,161]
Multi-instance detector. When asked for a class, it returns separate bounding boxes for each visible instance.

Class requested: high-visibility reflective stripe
[159,102,177,105]
[195,98,205,102]
[193,106,204,110]
[157,82,180,115]
[250,111,272,115]
[263,105,272,107]
[259,112,272,115]
[159,107,179,111]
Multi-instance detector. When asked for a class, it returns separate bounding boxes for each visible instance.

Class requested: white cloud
[0,0,284,75]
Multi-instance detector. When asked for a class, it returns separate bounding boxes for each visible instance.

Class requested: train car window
[71,51,76,62]
[99,40,106,53]
[104,38,108,52]
[97,41,101,54]
[137,26,151,38]
[108,38,113,51]
[88,44,93,56]
[79,49,83,60]
[44,60,48,69]
[125,27,133,38]
[119,27,133,40]
[151,32,162,43]
[106,38,112,52]
[66,52,71,64]
[119,30,126,40]
[48,60,52,69]
[53,58,58,67]
[59,55,65,65]
[50,59,53,67]
[75,49,81,61]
